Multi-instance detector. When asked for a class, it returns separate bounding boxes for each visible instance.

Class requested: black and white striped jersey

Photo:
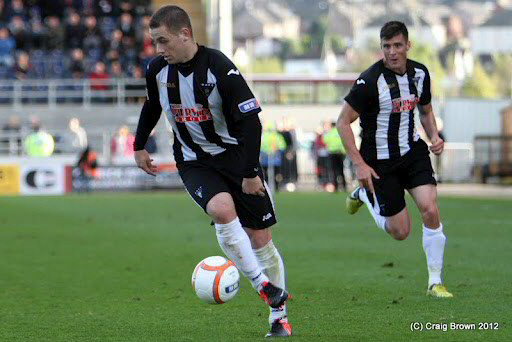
[344,59,431,161]
[136,45,261,163]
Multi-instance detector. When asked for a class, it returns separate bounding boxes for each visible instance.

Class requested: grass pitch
[0,192,510,341]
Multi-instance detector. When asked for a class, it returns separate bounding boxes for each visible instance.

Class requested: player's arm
[417,68,443,155]
[134,63,163,176]
[418,103,443,155]
[337,103,379,193]
[214,52,265,196]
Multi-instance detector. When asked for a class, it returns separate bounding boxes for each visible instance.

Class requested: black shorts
[177,148,277,229]
[365,140,437,217]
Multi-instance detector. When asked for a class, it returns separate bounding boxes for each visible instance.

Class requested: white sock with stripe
[215,217,268,291]
[423,223,446,287]
[253,240,288,324]
[358,187,388,232]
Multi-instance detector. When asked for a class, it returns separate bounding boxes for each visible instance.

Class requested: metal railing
[0,74,358,107]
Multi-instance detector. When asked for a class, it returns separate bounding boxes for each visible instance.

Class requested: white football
[191,256,240,304]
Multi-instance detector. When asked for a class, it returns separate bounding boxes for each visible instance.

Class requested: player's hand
[354,162,380,195]
[242,176,266,197]
[429,135,444,155]
[135,149,158,176]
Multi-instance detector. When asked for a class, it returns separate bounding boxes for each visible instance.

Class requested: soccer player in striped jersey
[133,5,291,337]
[337,21,453,298]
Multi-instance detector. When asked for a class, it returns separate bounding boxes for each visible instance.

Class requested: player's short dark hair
[380,21,408,41]
[149,5,193,35]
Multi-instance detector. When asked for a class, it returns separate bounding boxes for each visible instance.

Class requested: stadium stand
[0,0,153,80]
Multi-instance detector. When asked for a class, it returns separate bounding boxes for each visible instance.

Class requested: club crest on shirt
[201,83,215,97]
[195,186,203,198]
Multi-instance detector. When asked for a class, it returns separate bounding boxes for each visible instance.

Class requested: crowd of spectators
[0,0,153,81]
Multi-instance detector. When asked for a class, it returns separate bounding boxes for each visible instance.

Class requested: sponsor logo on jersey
[160,81,176,88]
[391,96,419,113]
[238,98,260,113]
[227,69,240,76]
[171,104,213,123]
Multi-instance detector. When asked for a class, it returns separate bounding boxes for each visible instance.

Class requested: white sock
[253,240,288,324]
[359,187,388,232]
[215,218,268,291]
[422,223,446,287]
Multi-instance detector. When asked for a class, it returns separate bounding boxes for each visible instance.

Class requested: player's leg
[177,162,270,295]
[232,174,291,337]
[408,184,452,297]
[349,172,412,240]
[206,192,271,293]
[405,140,452,297]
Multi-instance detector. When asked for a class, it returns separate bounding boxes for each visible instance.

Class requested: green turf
[0,192,511,341]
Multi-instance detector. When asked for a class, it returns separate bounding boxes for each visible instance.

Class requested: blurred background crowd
[0,0,153,80]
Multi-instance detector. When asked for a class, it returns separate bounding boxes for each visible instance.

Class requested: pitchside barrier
[0,155,183,196]
[0,140,475,196]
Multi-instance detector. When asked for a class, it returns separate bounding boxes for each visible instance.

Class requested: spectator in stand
[108,28,124,52]
[70,48,85,77]
[0,27,16,67]
[323,120,347,192]
[64,10,84,49]
[0,0,8,22]
[260,120,286,192]
[30,18,46,50]
[9,15,30,51]
[68,48,85,103]
[278,116,298,187]
[44,16,65,51]
[314,123,329,188]
[89,60,110,103]
[15,50,32,80]
[118,12,135,40]
[111,125,135,157]
[110,60,123,79]
[67,117,88,153]
[24,116,55,157]
[8,0,27,21]
[105,48,121,69]
[83,15,104,56]
[121,32,137,68]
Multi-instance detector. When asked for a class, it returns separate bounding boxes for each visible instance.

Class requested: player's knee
[389,221,411,240]
[421,203,439,226]
[207,196,237,224]
[391,227,410,240]
[249,228,272,248]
